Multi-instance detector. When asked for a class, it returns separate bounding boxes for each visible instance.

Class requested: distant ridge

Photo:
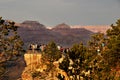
[71,25,110,34]
[16,21,110,47]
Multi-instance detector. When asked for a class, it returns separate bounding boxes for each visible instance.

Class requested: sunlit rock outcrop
[21,52,69,80]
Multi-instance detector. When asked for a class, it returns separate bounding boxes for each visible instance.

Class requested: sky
[0,0,120,26]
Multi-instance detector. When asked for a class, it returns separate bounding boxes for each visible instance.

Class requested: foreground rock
[22,52,69,80]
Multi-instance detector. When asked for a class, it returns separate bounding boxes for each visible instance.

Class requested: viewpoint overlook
[1,19,119,80]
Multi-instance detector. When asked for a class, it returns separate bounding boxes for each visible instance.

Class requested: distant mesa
[22,20,44,26]
[20,20,46,30]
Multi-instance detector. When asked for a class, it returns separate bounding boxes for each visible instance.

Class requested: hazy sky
[0,0,120,26]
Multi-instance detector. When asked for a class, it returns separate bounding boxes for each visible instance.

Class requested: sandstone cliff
[22,51,69,80]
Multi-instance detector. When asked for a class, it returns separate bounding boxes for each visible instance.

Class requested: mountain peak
[53,23,70,29]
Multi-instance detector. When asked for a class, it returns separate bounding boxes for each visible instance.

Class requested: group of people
[28,43,70,54]
[28,43,46,52]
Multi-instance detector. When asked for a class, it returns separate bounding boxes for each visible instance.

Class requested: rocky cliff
[21,51,69,80]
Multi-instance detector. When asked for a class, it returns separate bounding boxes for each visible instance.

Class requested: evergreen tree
[0,17,24,78]
[88,32,107,54]
[42,41,61,63]
[104,19,120,67]
[87,33,113,80]
[59,43,87,79]
[59,36,115,80]
[42,41,62,72]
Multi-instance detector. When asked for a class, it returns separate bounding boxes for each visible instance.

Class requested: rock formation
[21,51,69,80]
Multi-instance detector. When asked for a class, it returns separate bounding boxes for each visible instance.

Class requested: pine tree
[0,17,24,78]
[104,19,120,67]
[41,41,62,73]
[87,33,113,80]
[42,41,61,63]
[59,43,87,79]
